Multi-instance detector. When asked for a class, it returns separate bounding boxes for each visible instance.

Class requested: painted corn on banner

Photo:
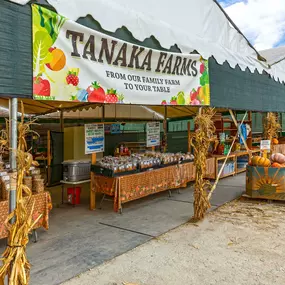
[32,4,210,105]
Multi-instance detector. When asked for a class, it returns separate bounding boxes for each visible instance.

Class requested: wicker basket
[33,178,45,193]
[32,174,42,180]
[23,176,33,192]
[31,168,41,176]
[1,174,10,200]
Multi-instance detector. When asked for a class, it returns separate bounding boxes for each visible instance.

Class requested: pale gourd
[271,153,285,164]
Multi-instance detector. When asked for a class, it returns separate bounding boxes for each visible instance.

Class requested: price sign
[146,122,160,147]
[260,140,271,151]
[85,124,105,154]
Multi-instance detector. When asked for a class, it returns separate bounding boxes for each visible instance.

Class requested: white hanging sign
[85,124,105,154]
[260,140,271,151]
[146,122,160,147]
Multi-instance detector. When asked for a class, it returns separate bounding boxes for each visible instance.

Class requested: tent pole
[229,110,251,158]
[208,111,248,200]
[9,98,18,222]
[187,121,191,153]
[60,110,64,132]
[163,106,168,152]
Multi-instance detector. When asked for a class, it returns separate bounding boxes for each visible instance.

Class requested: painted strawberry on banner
[170,96,177,105]
[66,68,79,86]
[87,81,106,102]
[105,88,118,103]
[33,75,50,96]
[190,88,198,101]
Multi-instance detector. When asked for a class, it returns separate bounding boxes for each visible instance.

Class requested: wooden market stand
[4,97,285,213]
[90,158,216,213]
[88,108,260,212]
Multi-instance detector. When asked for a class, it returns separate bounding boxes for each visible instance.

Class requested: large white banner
[32,5,210,106]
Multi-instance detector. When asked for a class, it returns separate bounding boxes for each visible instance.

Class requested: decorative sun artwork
[246,165,285,200]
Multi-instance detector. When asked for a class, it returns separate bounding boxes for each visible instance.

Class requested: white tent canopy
[260,47,285,83]
[45,0,269,74]
[7,0,285,83]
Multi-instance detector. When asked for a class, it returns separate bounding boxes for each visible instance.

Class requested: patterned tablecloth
[0,192,52,239]
[92,162,199,212]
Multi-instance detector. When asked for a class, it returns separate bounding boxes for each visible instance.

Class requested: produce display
[250,156,271,167]
[98,156,137,174]
[218,161,235,176]
[271,153,285,164]
[114,145,131,156]
[270,153,285,168]
[249,152,285,168]
[95,152,194,176]
[272,138,279,145]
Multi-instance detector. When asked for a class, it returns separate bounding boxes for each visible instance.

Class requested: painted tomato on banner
[32,5,210,105]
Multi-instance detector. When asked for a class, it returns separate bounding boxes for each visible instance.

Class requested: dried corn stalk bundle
[0,103,40,285]
[263,112,280,140]
[191,108,216,221]
[23,177,33,196]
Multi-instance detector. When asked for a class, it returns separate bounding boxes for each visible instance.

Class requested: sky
[219,0,285,51]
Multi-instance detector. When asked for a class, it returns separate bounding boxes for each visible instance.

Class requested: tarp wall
[209,58,285,112]
[0,0,32,98]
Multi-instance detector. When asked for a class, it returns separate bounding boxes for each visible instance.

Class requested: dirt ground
[63,199,285,285]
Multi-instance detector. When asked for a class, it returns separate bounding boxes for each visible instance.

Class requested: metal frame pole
[9,98,18,219]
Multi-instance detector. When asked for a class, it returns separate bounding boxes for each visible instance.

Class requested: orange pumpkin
[272,162,282,168]
[272,138,279,145]
[251,156,259,166]
[251,156,271,167]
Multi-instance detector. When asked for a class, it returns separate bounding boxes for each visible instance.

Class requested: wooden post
[90,153,96,210]
[60,110,64,132]
[47,130,51,186]
[163,106,168,153]
[90,105,104,210]
[187,121,191,153]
